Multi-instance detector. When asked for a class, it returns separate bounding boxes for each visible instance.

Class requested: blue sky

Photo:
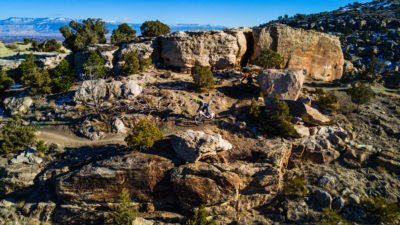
[0,0,370,27]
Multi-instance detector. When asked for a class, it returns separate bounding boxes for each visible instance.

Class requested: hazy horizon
[0,0,371,27]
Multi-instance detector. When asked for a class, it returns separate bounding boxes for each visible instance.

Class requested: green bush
[122,51,140,75]
[248,99,261,121]
[125,119,163,150]
[320,208,351,225]
[83,52,107,79]
[112,188,137,225]
[0,119,37,155]
[139,57,152,71]
[111,23,137,45]
[362,197,400,224]
[191,65,214,92]
[19,54,52,94]
[260,98,297,138]
[283,177,309,198]
[122,51,152,75]
[36,140,49,155]
[51,59,75,93]
[0,69,15,94]
[186,205,216,225]
[316,89,339,112]
[140,20,171,37]
[251,48,284,69]
[348,82,375,111]
[60,18,108,51]
[37,39,62,52]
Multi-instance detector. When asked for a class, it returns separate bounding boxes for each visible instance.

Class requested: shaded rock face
[257,69,305,102]
[252,24,344,81]
[0,149,43,196]
[160,29,249,71]
[170,163,241,209]
[171,130,233,163]
[55,152,176,207]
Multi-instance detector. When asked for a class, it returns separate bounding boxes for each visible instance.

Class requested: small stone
[313,189,332,209]
[332,197,345,211]
[348,194,360,205]
[318,175,336,189]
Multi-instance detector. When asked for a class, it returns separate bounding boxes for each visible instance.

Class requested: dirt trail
[37,126,127,148]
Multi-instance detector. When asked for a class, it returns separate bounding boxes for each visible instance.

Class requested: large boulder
[252,24,344,81]
[73,79,107,103]
[3,96,33,116]
[171,130,233,163]
[160,29,249,72]
[121,80,143,98]
[55,152,175,206]
[257,69,305,102]
[170,163,241,209]
[287,101,330,125]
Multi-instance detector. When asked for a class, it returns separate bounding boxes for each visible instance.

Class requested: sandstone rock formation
[257,69,305,102]
[171,163,241,209]
[288,101,330,125]
[252,24,344,81]
[74,79,107,103]
[55,152,175,206]
[160,29,250,72]
[171,130,233,163]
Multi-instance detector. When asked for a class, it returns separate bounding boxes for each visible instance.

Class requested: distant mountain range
[0,17,226,40]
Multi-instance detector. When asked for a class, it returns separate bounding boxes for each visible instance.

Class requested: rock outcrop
[0,149,43,196]
[171,130,233,163]
[257,69,305,102]
[288,101,330,125]
[3,96,33,116]
[160,29,249,72]
[73,79,107,103]
[121,80,143,99]
[171,163,241,209]
[74,79,142,103]
[252,24,344,81]
[55,152,175,206]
